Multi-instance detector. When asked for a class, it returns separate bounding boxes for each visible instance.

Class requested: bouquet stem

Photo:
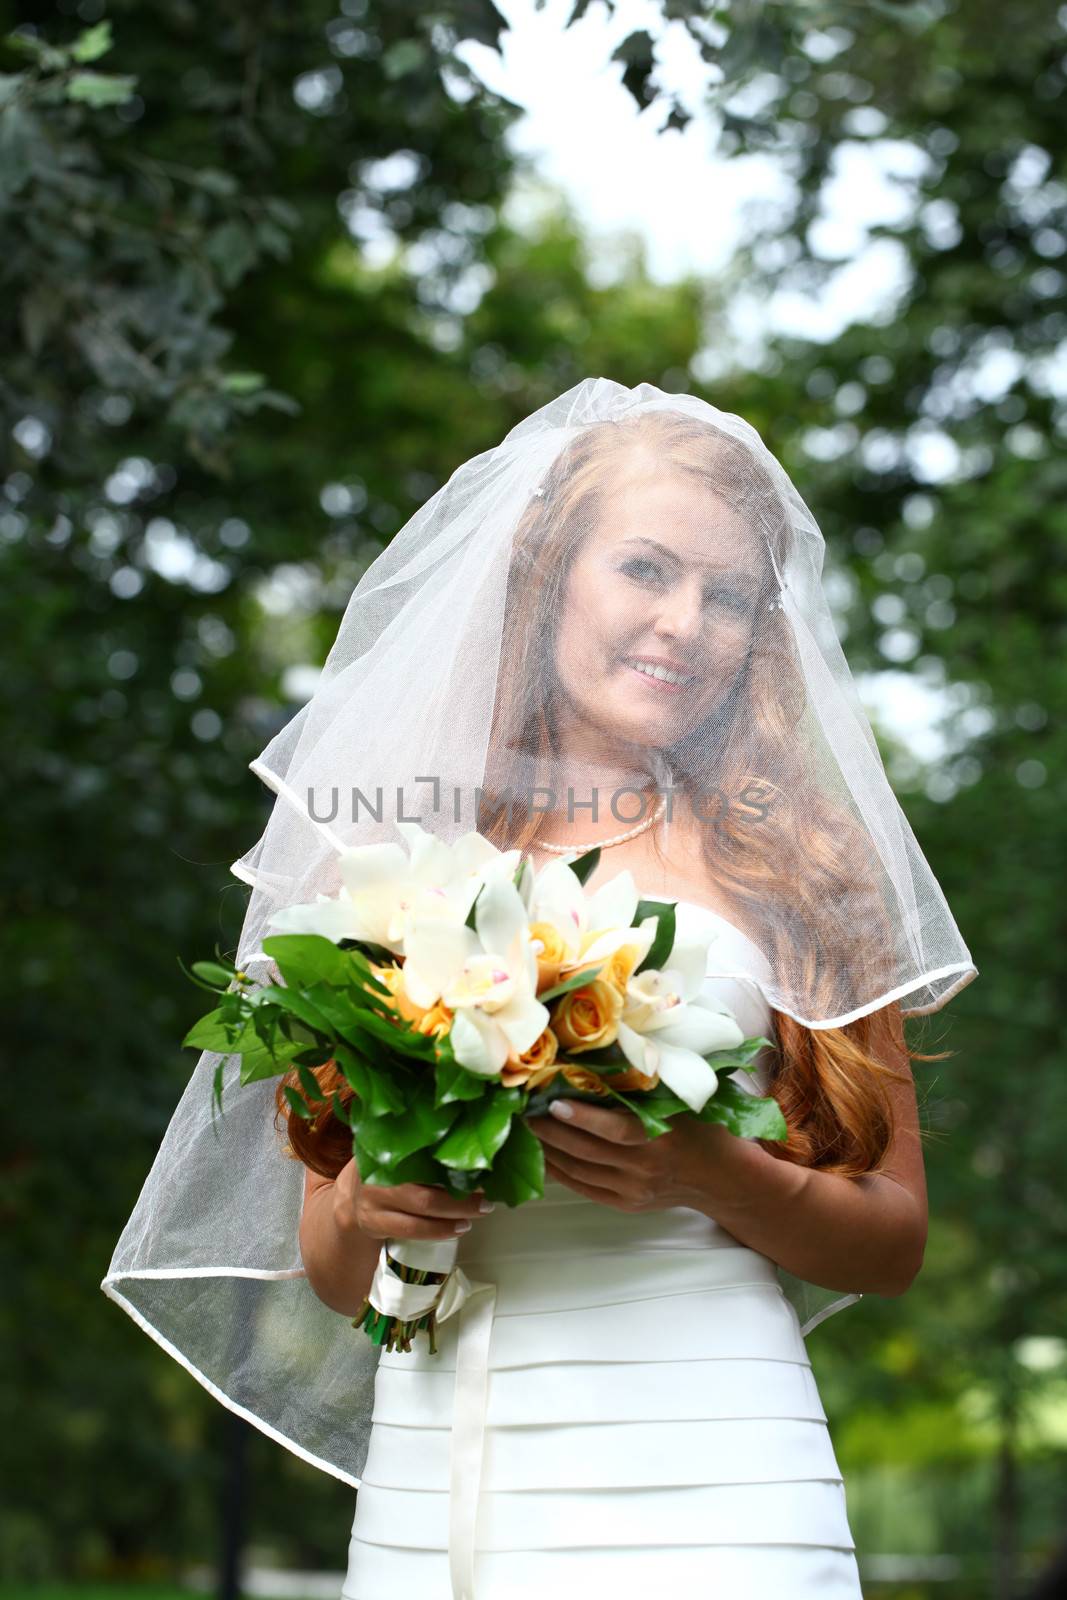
[353,1261,448,1353]
[352,1237,459,1354]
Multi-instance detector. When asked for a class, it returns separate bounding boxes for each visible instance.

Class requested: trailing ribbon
[365,1237,497,1600]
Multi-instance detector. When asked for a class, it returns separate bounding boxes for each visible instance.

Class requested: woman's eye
[621,558,662,583]
[706,589,749,613]
[620,559,750,613]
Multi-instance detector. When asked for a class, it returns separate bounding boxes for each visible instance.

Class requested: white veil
[102,376,978,1489]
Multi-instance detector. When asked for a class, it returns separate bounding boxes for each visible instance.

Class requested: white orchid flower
[267,823,522,954]
[615,932,745,1114]
[402,874,549,1077]
[528,859,653,965]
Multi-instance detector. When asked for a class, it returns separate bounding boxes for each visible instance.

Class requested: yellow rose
[372,961,450,1036]
[501,1025,560,1088]
[606,1063,660,1092]
[551,977,622,1052]
[559,1064,612,1097]
[415,998,454,1041]
[596,940,648,1002]
[529,921,567,992]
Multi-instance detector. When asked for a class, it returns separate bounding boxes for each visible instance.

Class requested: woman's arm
[299,1165,381,1317]
[528,1052,928,1299]
[683,1111,926,1297]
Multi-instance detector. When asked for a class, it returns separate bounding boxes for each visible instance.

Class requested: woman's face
[553,466,762,757]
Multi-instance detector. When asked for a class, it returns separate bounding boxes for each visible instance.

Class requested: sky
[456,0,921,361]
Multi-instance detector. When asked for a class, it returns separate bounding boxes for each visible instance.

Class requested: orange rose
[416,999,454,1040]
[605,1063,660,1092]
[529,921,568,992]
[559,1064,612,1097]
[551,977,622,1052]
[372,962,452,1038]
[501,1025,560,1088]
[596,939,648,1002]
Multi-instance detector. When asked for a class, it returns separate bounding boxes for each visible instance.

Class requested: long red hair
[276,410,950,1179]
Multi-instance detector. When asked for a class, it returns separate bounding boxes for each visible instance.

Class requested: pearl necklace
[532,794,667,853]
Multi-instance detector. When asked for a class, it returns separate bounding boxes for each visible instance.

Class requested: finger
[528,1114,641,1168]
[546,1099,649,1145]
[542,1145,633,1196]
[384,1184,491,1219]
[362,1208,476,1242]
[544,1156,632,1210]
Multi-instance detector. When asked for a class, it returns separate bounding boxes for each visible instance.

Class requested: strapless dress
[341,900,864,1600]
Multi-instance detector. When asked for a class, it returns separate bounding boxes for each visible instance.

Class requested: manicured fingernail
[549,1099,574,1120]
[455,1220,472,1233]
[478,1200,495,1213]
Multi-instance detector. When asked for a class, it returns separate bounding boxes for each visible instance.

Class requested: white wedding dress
[341,902,865,1600]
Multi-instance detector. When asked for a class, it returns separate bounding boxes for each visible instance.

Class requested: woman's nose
[653,577,704,638]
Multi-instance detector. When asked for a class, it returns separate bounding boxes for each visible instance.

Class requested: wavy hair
[276,409,949,1181]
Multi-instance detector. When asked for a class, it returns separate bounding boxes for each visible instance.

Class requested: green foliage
[4,0,1065,1582]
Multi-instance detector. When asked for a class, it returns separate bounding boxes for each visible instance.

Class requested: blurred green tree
[681,5,1067,1592]
[0,4,711,1578]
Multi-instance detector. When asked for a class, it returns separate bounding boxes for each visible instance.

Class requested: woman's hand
[333,1158,494,1244]
[528,1098,761,1216]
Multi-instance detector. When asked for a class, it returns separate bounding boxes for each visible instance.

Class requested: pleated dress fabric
[342,902,864,1600]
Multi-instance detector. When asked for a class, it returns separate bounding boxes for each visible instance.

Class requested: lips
[624,656,699,690]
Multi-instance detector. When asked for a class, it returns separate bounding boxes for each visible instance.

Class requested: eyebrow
[618,536,759,586]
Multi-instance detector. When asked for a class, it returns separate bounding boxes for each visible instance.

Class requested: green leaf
[191,167,238,198]
[261,934,356,991]
[354,1144,444,1188]
[435,1088,523,1172]
[349,952,393,998]
[238,1034,306,1083]
[296,1063,328,1108]
[283,1084,315,1121]
[480,1117,545,1205]
[191,960,238,988]
[298,978,402,1038]
[565,845,601,887]
[465,881,484,931]
[434,1054,490,1106]
[333,1041,407,1116]
[536,961,606,1003]
[605,1087,675,1139]
[221,371,266,394]
[288,982,367,1036]
[634,899,676,974]
[65,70,137,107]
[611,28,657,112]
[182,1007,241,1051]
[342,1007,439,1061]
[205,218,258,287]
[256,984,336,1038]
[382,39,427,80]
[695,1077,788,1141]
[513,858,533,900]
[69,21,113,63]
[351,1082,460,1167]
[4,34,69,69]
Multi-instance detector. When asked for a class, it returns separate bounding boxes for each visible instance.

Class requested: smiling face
[552,461,763,763]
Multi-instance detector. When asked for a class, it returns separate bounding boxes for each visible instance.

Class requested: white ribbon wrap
[369,1236,498,1600]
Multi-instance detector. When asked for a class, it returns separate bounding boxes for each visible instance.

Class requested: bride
[290,390,977,1598]
[101,379,976,1600]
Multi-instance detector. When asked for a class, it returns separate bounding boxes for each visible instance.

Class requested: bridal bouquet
[182,823,787,1352]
